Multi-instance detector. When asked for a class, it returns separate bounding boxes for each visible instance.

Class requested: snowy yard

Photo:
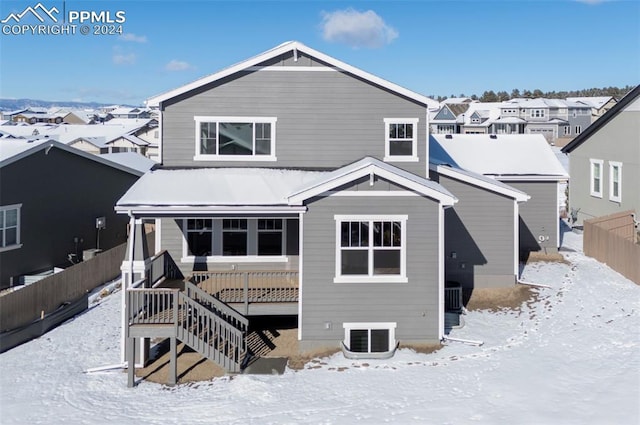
[1,231,638,425]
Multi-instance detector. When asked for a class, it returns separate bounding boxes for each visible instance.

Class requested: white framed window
[343,322,396,353]
[0,204,22,252]
[384,118,419,162]
[609,161,622,202]
[334,215,407,283]
[194,116,277,161]
[590,159,604,198]
[530,109,545,118]
[182,218,287,262]
[564,126,571,136]
[575,125,582,135]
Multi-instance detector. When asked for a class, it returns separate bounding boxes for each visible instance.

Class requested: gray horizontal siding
[438,174,516,289]
[505,181,559,254]
[301,195,441,344]
[162,69,427,175]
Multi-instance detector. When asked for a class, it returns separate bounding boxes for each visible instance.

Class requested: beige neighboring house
[567,96,618,123]
[562,86,639,226]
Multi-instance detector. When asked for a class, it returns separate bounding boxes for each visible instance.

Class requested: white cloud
[119,33,147,43]
[320,8,398,49]
[165,60,192,71]
[113,53,136,65]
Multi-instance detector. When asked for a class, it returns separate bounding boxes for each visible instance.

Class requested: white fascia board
[288,163,456,206]
[434,165,530,202]
[147,41,438,109]
[494,174,569,182]
[114,205,307,215]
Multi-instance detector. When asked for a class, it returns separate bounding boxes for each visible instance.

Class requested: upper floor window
[384,118,419,162]
[194,116,277,161]
[0,204,22,252]
[334,215,407,283]
[575,125,582,135]
[590,159,603,198]
[530,109,545,118]
[609,162,622,202]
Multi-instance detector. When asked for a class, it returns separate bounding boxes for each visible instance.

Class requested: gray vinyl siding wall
[435,174,516,289]
[300,194,441,348]
[567,107,640,225]
[0,148,137,288]
[161,68,427,175]
[504,181,559,254]
[159,217,299,276]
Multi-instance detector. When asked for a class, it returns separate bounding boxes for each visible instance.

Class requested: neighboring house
[62,110,98,125]
[0,139,146,288]
[567,96,618,122]
[431,134,569,256]
[431,103,470,134]
[12,113,64,124]
[108,107,152,119]
[562,85,639,226]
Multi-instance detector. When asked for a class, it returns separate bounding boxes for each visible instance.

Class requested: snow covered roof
[442,97,473,104]
[430,134,569,180]
[0,138,144,176]
[146,41,439,109]
[492,117,527,124]
[116,167,326,211]
[567,96,615,109]
[99,152,157,173]
[430,162,530,202]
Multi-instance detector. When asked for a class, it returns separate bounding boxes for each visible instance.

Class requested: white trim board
[432,164,530,202]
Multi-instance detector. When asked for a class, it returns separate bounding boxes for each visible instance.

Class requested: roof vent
[445,134,453,139]
[489,134,497,139]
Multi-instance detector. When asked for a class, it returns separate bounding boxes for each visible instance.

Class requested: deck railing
[127,287,179,325]
[148,250,183,288]
[191,271,299,304]
[445,286,463,312]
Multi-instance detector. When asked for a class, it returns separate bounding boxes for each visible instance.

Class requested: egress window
[343,322,397,354]
[384,118,418,162]
[195,117,276,160]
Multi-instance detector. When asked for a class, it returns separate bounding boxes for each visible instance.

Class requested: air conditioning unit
[83,249,102,261]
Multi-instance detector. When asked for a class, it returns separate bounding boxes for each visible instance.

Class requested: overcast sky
[1,0,638,104]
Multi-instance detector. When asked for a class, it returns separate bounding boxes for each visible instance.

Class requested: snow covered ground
[1,231,638,425]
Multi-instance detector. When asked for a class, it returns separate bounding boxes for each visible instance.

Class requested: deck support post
[243,272,249,315]
[127,336,136,388]
[168,336,177,386]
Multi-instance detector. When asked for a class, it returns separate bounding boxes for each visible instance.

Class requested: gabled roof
[566,96,615,109]
[447,103,471,117]
[429,162,530,202]
[147,41,439,109]
[562,85,640,154]
[430,134,568,180]
[288,157,457,206]
[0,138,145,176]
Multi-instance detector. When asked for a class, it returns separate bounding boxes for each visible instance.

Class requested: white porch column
[120,216,152,366]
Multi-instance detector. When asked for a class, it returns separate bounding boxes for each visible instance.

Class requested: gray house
[431,134,568,256]
[117,42,545,386]
[0,139,147,288]
[562,85,639,225]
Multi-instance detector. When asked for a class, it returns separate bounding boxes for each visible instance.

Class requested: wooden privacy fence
[0,233,154,332]
[584,211,640,284]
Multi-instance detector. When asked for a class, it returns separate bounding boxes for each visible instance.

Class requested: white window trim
[608,161,622,203]
[343,322,397,353]
[180,218,288,263]
[383,118,419,162]
[590,159,604,198]
[333,214,408,284]
[193,116,277,161]
[0,204,22,252]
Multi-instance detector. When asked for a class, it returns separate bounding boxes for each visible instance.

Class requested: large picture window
[384,118,418,162]
[194,116,276,160]
[186,219,212,257]
[334,215,407,283]
[257,219,284,256]
[222,219,248,256]
[0,204,21,251]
